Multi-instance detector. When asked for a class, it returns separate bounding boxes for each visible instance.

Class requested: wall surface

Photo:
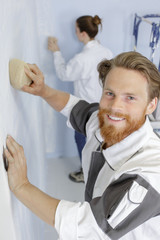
[0,0,160,239]
[0,0,47,239]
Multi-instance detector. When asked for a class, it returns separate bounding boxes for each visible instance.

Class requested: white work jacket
[55,95,160,240]
[53,40,113,103]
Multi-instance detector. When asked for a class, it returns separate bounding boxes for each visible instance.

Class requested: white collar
[83,39,99,50]
[95,117,153,170]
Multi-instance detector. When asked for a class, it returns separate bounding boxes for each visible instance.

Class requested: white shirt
[53,40,113,103]
[55,95,160,240]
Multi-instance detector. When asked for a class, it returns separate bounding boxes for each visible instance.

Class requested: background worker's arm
[22,63,70,111]
[5,135,60,227]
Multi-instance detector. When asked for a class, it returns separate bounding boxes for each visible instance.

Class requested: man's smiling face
[98,67,156,147]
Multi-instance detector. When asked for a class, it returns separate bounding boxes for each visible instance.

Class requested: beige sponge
[9,58,32,90]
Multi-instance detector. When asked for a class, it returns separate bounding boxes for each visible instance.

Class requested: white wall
[0,0,160,239]
[0,0,47,239]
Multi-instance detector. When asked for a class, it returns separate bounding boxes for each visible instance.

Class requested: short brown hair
[98,51,160,100]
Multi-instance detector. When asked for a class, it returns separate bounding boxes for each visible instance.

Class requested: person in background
[5,51,160,239]
[48,15,113,183]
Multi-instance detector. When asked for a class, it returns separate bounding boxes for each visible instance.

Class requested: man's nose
[111,97,123,111]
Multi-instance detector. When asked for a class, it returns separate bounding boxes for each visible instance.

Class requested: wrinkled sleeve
[53,51,83,82]
[55,200,109,240]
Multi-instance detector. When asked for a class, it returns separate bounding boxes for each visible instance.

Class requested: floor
[43,156,85,240]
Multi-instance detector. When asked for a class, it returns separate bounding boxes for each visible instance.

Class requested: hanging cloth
[133,14,160,70]
[149,22,160,70]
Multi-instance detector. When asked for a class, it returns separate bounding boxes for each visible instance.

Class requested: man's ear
[146,97,158,115]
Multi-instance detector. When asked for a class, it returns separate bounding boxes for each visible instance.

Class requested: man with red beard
[5,51,160,239]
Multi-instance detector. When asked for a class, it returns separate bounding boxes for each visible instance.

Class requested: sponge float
[9,59,32,90]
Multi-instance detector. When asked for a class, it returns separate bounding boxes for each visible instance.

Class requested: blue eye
[106,92,114,96]
[127,96,135,100]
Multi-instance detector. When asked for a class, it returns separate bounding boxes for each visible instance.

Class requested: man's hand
[22,64,46,97]
[48,37,60,52]
[20,62,70,112]
[5,135,29,193]
[5,136,60,226]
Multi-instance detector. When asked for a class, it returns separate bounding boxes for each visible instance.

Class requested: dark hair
[98,51,160,100]
[76,15,102,38]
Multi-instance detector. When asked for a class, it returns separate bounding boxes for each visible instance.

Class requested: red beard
[98,108,146,147]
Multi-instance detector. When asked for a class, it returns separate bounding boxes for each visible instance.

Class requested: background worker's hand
[48,36,60,52]
[5,135,29,193]
[22,63,46,97]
